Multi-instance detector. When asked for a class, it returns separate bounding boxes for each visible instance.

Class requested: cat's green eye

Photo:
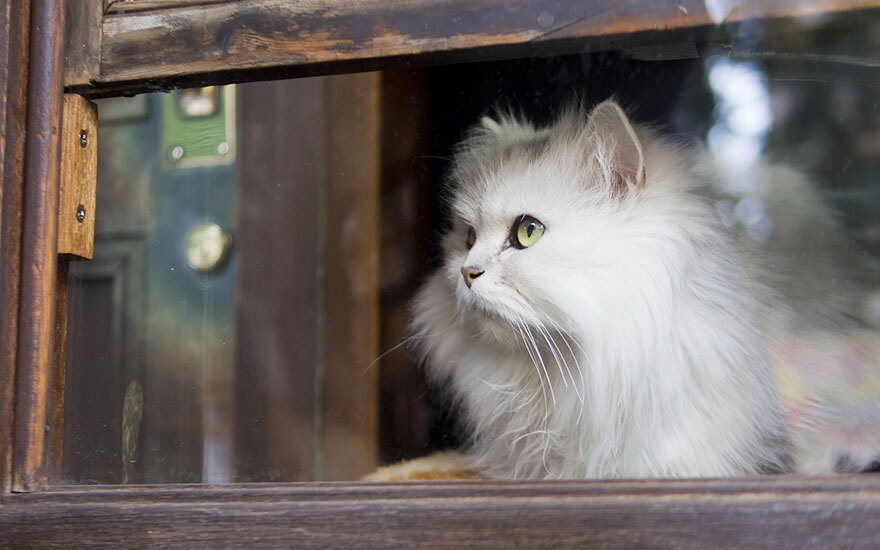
[512,215,545,249]
[466,226,477,249]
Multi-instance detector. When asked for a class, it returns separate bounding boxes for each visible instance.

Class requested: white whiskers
[522,321,556,405]
[514,320,550,409]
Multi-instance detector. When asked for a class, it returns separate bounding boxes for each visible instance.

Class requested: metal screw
[170,145,184,160]
[79,129,88,148]
[76,204,85,223]
[217,142,229,155]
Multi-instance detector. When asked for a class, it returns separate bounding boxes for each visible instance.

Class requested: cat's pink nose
[461,266,484,288]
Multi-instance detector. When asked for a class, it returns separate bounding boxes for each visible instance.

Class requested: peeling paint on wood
[71,0,880,97]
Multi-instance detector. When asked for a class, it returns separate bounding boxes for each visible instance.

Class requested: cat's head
[437,100,655,342]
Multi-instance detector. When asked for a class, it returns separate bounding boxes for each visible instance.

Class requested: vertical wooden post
[235,79,326,482]
[12,0,65,492]
[62,0,102,87]
[321,72,382,480]
[0,0,32,495]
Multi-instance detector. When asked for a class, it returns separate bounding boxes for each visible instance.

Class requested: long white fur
[410,100,787,479]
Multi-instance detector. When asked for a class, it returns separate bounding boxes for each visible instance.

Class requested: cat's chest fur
[417,244,783,479]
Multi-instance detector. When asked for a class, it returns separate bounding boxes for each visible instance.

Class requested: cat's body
[410,100,878,479]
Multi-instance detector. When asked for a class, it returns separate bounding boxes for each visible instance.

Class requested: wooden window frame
[3,0,880,545]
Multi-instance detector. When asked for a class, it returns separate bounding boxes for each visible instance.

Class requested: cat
[408,99,880,479]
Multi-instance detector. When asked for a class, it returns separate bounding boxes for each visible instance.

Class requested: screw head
[75,204,86,223]
[170,145,184,160]
[79,130,88,148]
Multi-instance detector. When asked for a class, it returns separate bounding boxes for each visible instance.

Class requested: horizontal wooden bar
[3,477,880,547]
[71,0,880,97]
[105,0,231,13]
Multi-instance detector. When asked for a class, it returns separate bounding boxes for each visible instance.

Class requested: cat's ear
[587,100,646,193]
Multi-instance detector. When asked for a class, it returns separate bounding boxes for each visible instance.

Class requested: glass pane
[63,5,880,483]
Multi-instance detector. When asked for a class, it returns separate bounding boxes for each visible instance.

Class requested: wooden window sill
[3,477,880,546]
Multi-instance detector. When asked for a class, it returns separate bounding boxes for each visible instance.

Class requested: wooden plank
[234,79,325,482]
[0,1,9,163]
[0,0,13,496]
[62,0,102,86]
[73,0,880,98]
[105,0,230,13]
[12,0,65,493]
[57,94,98,259]
[4,478,880,546]
[49,95,99,484]
[48,258,68,483]
[0,0,31,496]
[321,73,381,481]
[377,68,436,464]
[235,75,382,481]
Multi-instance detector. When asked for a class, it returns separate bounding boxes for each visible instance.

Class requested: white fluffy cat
[410,99,808,479]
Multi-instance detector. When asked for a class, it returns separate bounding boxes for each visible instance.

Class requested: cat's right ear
[587,100,646,195]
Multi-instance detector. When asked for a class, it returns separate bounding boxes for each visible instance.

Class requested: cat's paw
[361,451,482,482]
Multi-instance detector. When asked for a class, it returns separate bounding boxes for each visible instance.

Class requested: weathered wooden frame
[4,0,880,546]
[3,478,880,547]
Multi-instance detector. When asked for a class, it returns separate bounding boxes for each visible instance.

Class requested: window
[3,0,880,545]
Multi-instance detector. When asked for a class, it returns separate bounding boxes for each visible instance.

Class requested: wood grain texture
[321,72,381,480]
[105,0,230,13]
[0,1,9,163]
[62,0,101,86]
[57,95,97,259]
[4,477,880,547]
[0,0,31,495]
[234,79,325,482]
[49,258,69,483]
[235,76,382,481]
[377,69,436,463]
[73,0,880,98]
[13,0,65,492]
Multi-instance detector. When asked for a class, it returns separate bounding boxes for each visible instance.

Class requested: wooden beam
[321,72,381,481]
[3,478,880,546]
[234,79,324,482]
[48,257,68,484]
[71,0,880,98]
[105,0,230,12]
[13,0,65,493]
[62,0,101,86]
[0,0,32,496]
